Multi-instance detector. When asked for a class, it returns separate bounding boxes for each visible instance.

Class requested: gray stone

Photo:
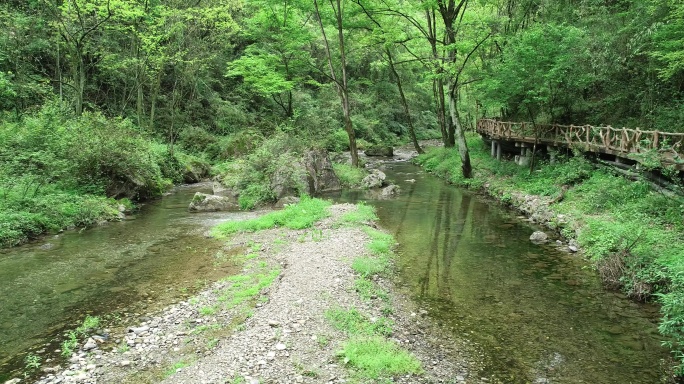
[39,243,54,251]
[568,245,579,253]
[82,338,97,351]
[128,326,150,334]
[380,184,400,198]
[274,196,300,208]
[365,146,394,157]
[303,149,341,194]
[530,231,548,243]
[188,193,239,212]
[4,379,22,384]
[361,169,386,189]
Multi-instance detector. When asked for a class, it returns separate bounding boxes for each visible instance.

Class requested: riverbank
[414,133,684,375]
[15,202,479,384]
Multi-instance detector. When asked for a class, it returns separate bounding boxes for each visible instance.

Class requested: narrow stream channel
[0,184,256,381]
[329,161,671,384]
[0,164,672,383]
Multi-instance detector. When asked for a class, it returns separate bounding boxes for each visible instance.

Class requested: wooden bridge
[476,119,684,170]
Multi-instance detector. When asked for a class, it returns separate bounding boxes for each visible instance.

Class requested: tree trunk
[448,83,472,178]
[387,49,423,154]
[313,0,359,167]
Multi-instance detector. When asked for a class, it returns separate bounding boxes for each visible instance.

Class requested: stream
[0,163,672,383]
[329,161,670,383]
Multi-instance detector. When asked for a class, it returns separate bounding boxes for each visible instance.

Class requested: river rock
[83,338,97,351]
[530,231,549,243]
[188,193,239,212]
[365,145,394,157]
[381,184,400,198]
[361,169,386,189]
[4,379,21,384]
[303,149,341,194]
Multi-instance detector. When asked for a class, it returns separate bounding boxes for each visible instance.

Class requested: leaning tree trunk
[387,49,423,154]
[448,84,472,178]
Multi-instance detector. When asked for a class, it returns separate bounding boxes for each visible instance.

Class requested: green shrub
[333,163,367,188]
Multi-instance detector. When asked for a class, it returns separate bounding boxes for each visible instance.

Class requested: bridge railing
[477,119,684,167]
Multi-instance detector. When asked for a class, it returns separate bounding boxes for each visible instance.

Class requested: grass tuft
[212,196,331,236]
[340,336,423,379]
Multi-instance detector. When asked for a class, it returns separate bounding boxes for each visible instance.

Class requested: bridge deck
[476,119,684,170]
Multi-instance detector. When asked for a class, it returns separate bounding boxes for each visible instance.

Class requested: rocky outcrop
[270,160,308,200]
[212,182,239,200]
[365,146,394,157]
[188,192,239,212]
[303,149,341,194]
[361,169,387,189]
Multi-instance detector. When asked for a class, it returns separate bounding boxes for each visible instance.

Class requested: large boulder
[361,169,386,189]
[303,149,341,194]
[188,192,239,212]
[365,145,394,157]
[270,159,308,199]
[274,196,300,208]
[182,159,211,183]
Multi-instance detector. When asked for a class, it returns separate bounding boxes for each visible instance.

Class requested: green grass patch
[352,257,389,278]
[333,163,368,188]
[354,278,389,302]
[325,307,393,337]
[218,268,280,309]
[339,336,423,379]
[337,203,378,226]
[212,196,331,236]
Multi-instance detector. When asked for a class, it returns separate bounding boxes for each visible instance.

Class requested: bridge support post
[491,140,496,157]
[496,141,502,161]
[548,146,559,165]
[515,143,531,166]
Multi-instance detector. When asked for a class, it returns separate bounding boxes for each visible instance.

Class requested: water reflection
[331,162,669,383]
[0,184,249,380]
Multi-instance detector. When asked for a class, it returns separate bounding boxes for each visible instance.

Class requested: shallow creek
[0,164,672,383]
[0,184,256,381]
[329,161,670,383]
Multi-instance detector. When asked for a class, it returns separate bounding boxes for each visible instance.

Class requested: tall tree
[313,0,359,167]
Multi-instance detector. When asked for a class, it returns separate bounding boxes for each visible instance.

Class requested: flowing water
[329,161,671,384]
[0,184,256,381]
[0,165,672,383]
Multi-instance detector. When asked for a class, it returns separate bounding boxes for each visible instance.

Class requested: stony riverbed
[13,204,483,384]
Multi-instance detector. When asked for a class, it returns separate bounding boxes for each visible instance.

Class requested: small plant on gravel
[354,278,389,302]
[61,331,78,357]
[77,315,100,336]
[325,307,393,337]
[206,338,219,349]
[24,353,41,371]
[228,376,246,384]
[163,360,190,378]
[117,343,130,353]
[199,305,218,316]
[352,257,389,278]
